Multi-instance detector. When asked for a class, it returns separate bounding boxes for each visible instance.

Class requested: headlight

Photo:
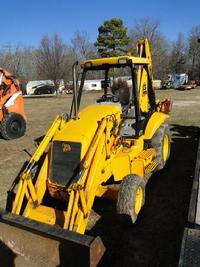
[118,58,127,64]
[84,62,93,68]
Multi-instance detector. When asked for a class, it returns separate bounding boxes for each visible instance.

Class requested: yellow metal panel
[34,155,48,204]
[131,160,144,177]
[32,116,62,162]
[144,112,169,140]
[15,180,27,215]
[136,38,152,65]
[12,180,23,213]
[138,148,155,159]
[111,154,131,181]
[83,56,149,68]
[64,190,74,229]
[23,155,49,218]
[96,184,119,200]
[28,205,66,226]
[137,67,149,112]
[130,148,156,178]
[53,104,121,161]
[75,134,106,234]
[145,161,158,174]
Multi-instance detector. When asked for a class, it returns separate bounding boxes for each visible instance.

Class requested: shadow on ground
[0,240,16,267]
[89,124,200,267]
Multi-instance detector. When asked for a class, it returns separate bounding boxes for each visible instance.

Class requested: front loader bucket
[0,209,105,267]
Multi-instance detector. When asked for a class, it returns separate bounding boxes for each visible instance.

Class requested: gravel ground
[0,88,200,266]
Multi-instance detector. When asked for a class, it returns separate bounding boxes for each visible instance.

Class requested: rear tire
[151,123,170,171]
[117,174,145,223]
[1,113,26,140]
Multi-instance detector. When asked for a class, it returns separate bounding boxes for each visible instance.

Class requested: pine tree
[95,18,130,57]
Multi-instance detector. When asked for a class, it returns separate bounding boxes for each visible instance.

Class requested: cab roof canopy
[81,55,150,70]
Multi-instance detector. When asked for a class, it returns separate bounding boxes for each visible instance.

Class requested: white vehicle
[163,73,188,89]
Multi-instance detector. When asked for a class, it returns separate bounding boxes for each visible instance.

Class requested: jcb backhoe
[0,68,27,139]
[0,39,171,266]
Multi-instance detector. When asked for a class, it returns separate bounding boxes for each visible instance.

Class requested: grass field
[0,88,200,266]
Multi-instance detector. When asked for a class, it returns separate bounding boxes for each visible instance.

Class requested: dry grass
[156,88,200,126]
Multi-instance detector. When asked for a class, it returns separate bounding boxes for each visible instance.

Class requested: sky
[1,0,200,47]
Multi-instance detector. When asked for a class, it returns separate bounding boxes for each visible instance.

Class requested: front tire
[117,174,145,223]
[1,113,26,140]
[151,123,170,171]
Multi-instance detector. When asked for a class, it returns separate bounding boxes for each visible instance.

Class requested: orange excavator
[0,68,27,139]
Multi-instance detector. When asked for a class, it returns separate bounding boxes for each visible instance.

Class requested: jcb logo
[62,143,71,153]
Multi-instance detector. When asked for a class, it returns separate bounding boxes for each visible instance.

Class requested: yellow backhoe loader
[0,39,171,266]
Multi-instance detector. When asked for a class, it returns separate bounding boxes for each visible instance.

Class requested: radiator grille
[51,141,81,186]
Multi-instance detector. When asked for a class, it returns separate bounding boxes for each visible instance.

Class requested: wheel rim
[163,134,169,161]
[10,120,21,135]
[135,186,143,215]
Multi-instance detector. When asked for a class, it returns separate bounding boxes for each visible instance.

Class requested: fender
[144,112,169,140]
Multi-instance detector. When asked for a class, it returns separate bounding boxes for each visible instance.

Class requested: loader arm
[66,118,108,233]
[12,115,62,215]
[12,113,119,234]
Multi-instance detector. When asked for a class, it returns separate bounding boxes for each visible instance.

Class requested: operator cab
[71,56,156,139]
[79,64,144,138]
[80,63,134,108]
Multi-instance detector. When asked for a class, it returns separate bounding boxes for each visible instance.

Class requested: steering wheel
[97,94,119,103]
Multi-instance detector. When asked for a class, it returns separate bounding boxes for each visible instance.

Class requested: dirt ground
[0,88,200,266]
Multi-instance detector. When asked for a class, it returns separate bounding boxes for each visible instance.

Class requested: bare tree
[20,47,38,80]
[130,17,160,44]
[37,33,69,93]
[0,44,38,82]
[71,31,97,61]
[169,33,187,74]
[187,25,200,80]
[0,43,22,76]
[129,17,170,80]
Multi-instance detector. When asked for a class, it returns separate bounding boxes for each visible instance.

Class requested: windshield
[78,64,135,107]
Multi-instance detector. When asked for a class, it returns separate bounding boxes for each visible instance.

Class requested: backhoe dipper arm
[136,39,156,112]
